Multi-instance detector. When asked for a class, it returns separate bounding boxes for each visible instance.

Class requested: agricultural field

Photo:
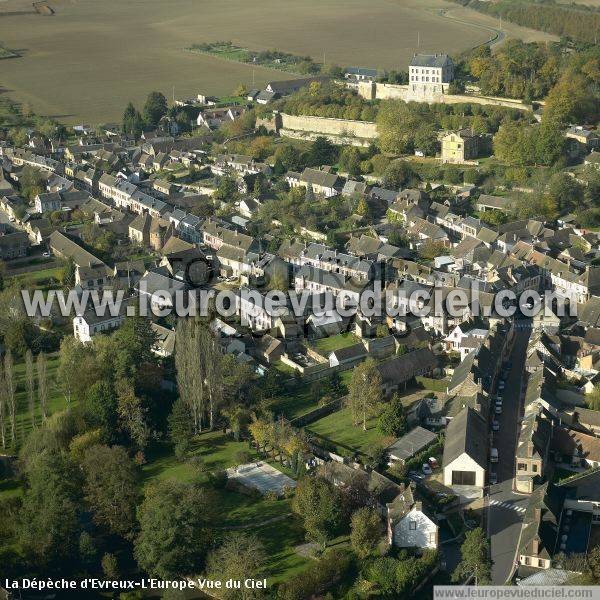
[0,0,554,124]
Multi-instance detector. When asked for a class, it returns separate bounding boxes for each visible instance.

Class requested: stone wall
[279,113,378,140]
[356,81,532,112]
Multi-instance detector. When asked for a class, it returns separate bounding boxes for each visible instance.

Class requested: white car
[42,251,51,258]
[8,216,15,222]
[495,405,502,414]
[422,463,432,475]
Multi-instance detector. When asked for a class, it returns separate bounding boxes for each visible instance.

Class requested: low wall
[280,113,377,138]
[356,81,531,112]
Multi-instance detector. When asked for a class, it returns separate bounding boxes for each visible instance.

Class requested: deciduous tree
[350,507,381,558]
[347,358,383,430]
[134,481,216,578]
[81,444,139,537]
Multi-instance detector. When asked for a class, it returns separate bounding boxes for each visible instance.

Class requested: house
[386,482,438,549]
[552,427,600,469]
[517,482,563,571]
[306,312,347,338]
[253,334,284,364]
[150,323,176,357]
[73,302,129,343]
[441,129,480,164]
[129,213,173,252]
[328,343,367,368]
[557,468,600,527]
[137,267,189,312]
[49,230,111,289]
[286,168,341,197]
[561,407,600,437]
[113,260,146,289]
[474,194,511,213]
[318,461,402,516]
[345,67,378,83]
[377,348,437,396]
[442,407,487,497]
[444,324,487,353]
[264,76,330,98]
[34,191,61,214]
[237,287,288,331]
[532,308,561,334]
[408,53,454,100]
[515,404,553,494]
[0,232,29,260]
[196,106,246,129]
[565,126,599,153]
[386,426,438,465]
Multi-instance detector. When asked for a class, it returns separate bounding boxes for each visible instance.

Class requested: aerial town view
[0,0,599,598]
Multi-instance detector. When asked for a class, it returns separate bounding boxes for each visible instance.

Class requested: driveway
[487,326,531,583]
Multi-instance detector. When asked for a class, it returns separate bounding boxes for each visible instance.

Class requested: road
[487,326,531,583]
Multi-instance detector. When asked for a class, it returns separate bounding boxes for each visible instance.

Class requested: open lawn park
[0,0,553,123]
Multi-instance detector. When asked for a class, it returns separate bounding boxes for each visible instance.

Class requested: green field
[306,406,393,457]
[9,353,64,447]
[141,431,310,584]
[0,0,553,124]
[310,332,360,355]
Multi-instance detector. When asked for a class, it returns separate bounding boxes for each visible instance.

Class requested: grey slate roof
[442,406,488,469]
[410,53,452,68]
[386,426,437,462]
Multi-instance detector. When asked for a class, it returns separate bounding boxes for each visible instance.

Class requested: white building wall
[393,508,438,549]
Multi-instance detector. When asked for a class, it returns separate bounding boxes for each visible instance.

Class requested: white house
[73,307,127,343]
[444,324,487,352]
[442,407,488,498]
[387,484,438,549]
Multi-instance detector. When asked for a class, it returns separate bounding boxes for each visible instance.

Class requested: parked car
[428,457,439,469]
[42,251,51,257]
[422,463,432,475]
[495,405,502,414]
[489,472,498,485]
[408,471,423,482]
[498,380,505,391]
[491,448,499,463]
[491,420,500,432]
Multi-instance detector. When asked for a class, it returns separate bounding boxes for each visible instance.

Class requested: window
[409,521,417,530]
[429,532,436,543]
[525,557,531,566]
[517,463,527,471]
[532,464,538,473]
[538,559,544,568]
[452,471,476,486]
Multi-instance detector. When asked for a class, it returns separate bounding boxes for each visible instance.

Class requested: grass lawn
[142,430,309,583]
[416,376,448,393]
[141,430,257,485]
[306,407,392,457]
[270,369,353,420]
[310,332,359,356]
[7,353,65,450]
[10,266,64,291]
[255,517,311,585]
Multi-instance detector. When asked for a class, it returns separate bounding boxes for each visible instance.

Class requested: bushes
[277,548,354,599]
[361,550,439,596]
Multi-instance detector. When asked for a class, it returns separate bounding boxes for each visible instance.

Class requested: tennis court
[227,461,296,495]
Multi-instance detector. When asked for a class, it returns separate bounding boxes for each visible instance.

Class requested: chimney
[527,441,534,458]
[532,535,540,556]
